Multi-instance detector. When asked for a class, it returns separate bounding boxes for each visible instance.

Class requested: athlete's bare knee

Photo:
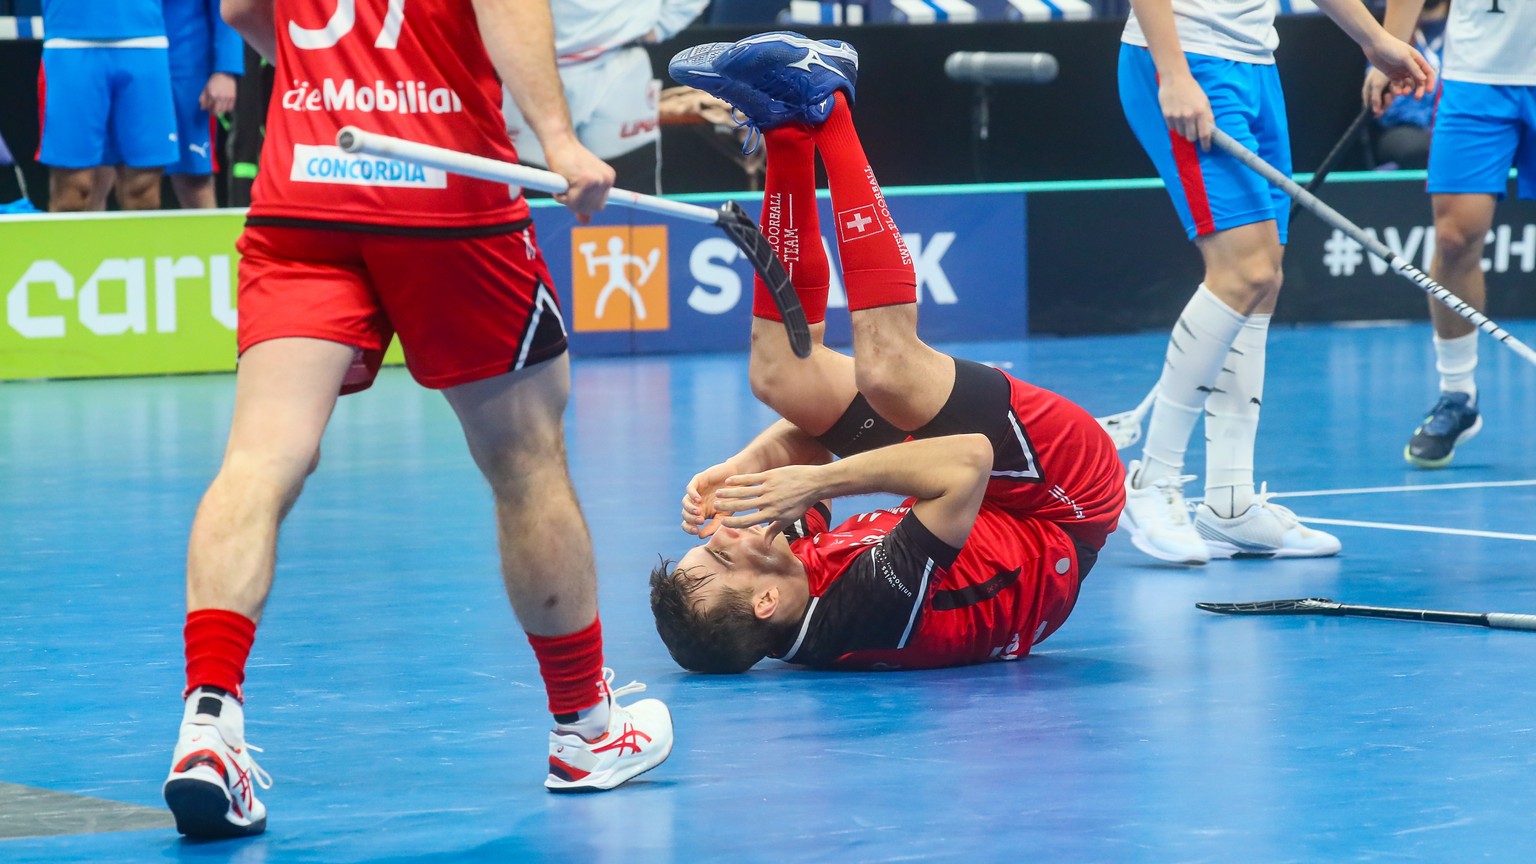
[1432,220,1485,268]
[215,448,315,512]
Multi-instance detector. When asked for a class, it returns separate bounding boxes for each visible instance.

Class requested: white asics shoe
[546,669,673,793]
[1119,461,1210,565]
[1194,485,1342,559]
[163,688,271,838]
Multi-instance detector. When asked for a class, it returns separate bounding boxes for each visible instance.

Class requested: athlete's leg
[48,168,97,212]
[172,173,219,209]
[168,336,351,840]
[443,356,596,639]
[1189,221,1281,517]
[744,120,856,435]
[114,166,164,210]
[188,338,351,619]
[1427,193,1495,378]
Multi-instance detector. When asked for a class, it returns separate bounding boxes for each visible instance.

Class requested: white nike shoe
[1119,460,1210,565]
[1194,485,1342,559]
[545,669,673,793]
[163,688,271,838]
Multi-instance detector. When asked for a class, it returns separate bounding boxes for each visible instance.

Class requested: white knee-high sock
[1137,285,1248,488]
[1434,331,1478,402]
[1204,313,1269,518]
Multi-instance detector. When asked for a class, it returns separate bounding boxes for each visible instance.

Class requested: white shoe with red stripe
[163,688,271,838]
[545,669,673,792]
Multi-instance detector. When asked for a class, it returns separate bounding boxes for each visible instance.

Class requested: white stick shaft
[1210,128,1536,367]
[335,127,721,225]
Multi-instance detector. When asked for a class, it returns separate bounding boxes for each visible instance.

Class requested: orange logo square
[571,225,669,332]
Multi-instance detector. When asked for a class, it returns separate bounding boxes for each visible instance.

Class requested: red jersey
[773,502,1083,671]
[250,0,528,229]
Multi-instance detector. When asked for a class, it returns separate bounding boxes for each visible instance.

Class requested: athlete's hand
[1361,67,1396,116]
[1361,35,1433,105]
[682,461,739,538]
[200,73,238,116]
[712,465,825,541]
[1158,72,1215,151]
[544,139,615,225]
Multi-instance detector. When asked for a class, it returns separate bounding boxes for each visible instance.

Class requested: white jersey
[1122,0,1278,65]
[553,0,709,65]
[1442,0,1536,86]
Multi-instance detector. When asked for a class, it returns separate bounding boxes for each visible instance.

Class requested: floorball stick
[1211,127,1536,366]
[1096,385,1157,450]
[336,126,813,359]
[1197,597,1536,631]
[1289,104,1372,221]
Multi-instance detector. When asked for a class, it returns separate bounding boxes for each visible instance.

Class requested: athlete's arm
[1315,0,1431,110]
[1127,0,1214,150]
[682,419,832,537]
[1361,0,1430,115]
[713,433,993,548]
[471,0,614,223]
[221,0,276,62]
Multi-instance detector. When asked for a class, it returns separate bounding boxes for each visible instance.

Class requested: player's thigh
[236,224,394,395]
[1428,81,1522,198]
[442,352,573,487]
[1117,47,1276,242]
[225,337,357,483]
[37,47,111,169]
[107,47,178,169]
[362,226,567,391]
[1249,62,1292,244]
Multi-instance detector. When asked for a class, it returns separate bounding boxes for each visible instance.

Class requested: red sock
[184,608,257,701]
[811,93,916,311]
[752,123,830,325]
[526,617,605,716]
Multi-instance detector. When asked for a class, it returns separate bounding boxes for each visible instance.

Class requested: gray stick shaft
[1210,128,1536,367]
[1485,613,1536,632]
[335,126,721,225]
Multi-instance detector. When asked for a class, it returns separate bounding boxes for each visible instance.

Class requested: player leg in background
[1117,47,1338,563]
[1407,192,1493,468]
[166,335,355,839]
[441,357,672,793]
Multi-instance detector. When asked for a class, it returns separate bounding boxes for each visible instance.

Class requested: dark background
[1,17,1370,207]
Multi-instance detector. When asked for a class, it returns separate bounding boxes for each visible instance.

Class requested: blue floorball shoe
[1404,392,1482,469]
[668,31,859,131]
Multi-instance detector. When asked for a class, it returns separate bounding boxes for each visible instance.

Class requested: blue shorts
[38,45,177,170]
[1118,44,1291,244]
[1427,80,1536,201]
[167,74,216,176]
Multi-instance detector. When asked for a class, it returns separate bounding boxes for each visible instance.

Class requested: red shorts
[235,222,567,393]
[983,373,1126,555]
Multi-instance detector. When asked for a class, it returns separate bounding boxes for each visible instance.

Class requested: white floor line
[1264,479,1536,499]
[1296,516,1536,542]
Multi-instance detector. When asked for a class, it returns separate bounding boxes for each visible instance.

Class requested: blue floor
[3,322,1535,862]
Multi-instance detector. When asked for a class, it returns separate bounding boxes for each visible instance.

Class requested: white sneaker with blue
[1194,485,1342,559]
[669,31,858,137]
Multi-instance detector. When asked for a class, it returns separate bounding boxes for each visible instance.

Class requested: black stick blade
[1196,598,1343,615]
[716,201,813,359]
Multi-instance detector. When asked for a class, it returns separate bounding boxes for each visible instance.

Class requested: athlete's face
[675,524,796,611]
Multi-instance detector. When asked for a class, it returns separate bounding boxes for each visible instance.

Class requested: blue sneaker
[669,31,858,131]
[1404,392,1482,469]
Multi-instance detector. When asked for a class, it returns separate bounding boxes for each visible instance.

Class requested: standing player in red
[650,34,1125,673]
[162,0,673,839]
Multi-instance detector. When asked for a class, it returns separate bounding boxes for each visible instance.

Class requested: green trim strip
[528,168,1506,206]
[232,162,259,180]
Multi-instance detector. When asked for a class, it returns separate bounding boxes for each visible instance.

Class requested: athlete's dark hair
[649,559,778,674]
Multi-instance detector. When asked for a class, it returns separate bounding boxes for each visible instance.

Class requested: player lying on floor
[648,32,1126,673]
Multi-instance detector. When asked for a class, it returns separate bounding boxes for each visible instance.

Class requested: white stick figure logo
[578,237,661,320]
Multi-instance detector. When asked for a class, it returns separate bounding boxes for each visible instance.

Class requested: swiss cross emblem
[836,204,884,242]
